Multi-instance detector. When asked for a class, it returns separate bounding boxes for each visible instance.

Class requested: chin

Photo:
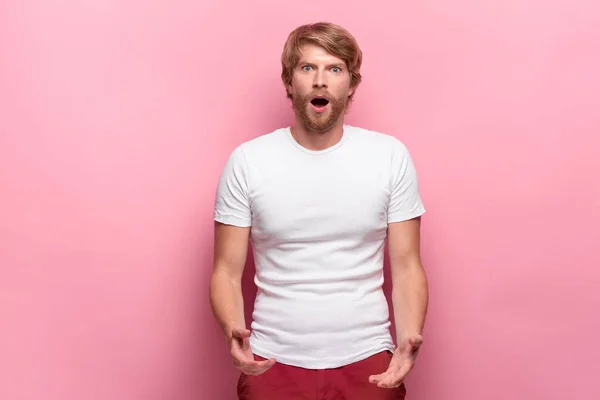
[306,120,336,133]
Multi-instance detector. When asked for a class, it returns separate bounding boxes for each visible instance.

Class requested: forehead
[297,43,346,65]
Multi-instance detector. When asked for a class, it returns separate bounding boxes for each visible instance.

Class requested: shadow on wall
[242,245,259,334]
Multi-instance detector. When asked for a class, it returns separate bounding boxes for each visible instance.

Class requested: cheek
[331,86,351,100]
[330,77,352,96]
[291,75,313,93]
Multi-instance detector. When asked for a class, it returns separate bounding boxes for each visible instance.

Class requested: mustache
[308,91,329,97]
[301,91,336,102]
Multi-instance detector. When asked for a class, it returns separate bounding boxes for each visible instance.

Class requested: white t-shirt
[214,125,426,369]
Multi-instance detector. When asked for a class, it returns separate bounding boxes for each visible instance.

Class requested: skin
[209,43,429,387]
[208,223,275,376]
[286,44,355,151]
[368,218,429,388]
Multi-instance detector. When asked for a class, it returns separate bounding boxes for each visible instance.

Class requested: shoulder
[222,127,287,168]
[236,127,288,155]
[345,125,411,156]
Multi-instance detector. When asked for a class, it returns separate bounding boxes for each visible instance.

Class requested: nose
[313,68,327,89]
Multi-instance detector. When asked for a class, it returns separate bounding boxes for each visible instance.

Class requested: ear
[348,85,356,98]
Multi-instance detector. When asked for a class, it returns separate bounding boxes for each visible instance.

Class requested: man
[209,22,428,400]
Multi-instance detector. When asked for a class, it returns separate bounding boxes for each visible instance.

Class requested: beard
[292,91,347,133]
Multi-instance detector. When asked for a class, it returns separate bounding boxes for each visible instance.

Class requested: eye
[331,67,342,73]
[301,65,312,71]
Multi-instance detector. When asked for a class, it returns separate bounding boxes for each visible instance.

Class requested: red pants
[237,351,407,400]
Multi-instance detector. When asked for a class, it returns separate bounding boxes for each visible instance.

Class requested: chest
[248,162,391,245]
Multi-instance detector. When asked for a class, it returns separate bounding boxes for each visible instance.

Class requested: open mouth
[310,97,330,107]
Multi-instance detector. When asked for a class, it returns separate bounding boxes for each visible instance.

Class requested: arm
[209,146,276,374]
[209,221,277,374]
[388,217,428,344]
[209,221,250,343]
[370,217,428,388]
[369,140,427,388]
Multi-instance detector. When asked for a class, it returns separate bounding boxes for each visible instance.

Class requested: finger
[409,335,423,348]
[244,358,276,375]
[237,356,276,369]
[376,374,403,389]
[368,372,391,384]
[230,329,251,352]
[377,379,403,389]
[229,337,246,354]
[410,343,422,356]
[241,337,251,351]
[253,357,276,369]
[410,334,423,342]
[377,365,411,388]
[232,328,251,339]
[402,337,423,356]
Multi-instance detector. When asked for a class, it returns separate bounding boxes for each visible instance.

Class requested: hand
[369,335,423,388]
[229,328,276,376]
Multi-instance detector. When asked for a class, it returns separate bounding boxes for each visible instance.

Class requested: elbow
[208,266,242,300]
[391,259,428,288]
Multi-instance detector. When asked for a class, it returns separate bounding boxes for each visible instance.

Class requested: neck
[290,118,345,151]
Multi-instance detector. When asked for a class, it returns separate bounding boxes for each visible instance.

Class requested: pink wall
[1,1,599,399]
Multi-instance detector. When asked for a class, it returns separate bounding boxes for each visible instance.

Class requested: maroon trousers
[237,351,407,400]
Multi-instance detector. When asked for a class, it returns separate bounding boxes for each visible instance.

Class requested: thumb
[407,336,423,354]
[232,328,251,339]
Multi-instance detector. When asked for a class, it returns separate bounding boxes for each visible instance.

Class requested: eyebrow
[297,61,346,68]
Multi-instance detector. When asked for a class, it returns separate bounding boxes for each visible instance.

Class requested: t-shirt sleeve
[387,141,426,223]
[214,145,252,227]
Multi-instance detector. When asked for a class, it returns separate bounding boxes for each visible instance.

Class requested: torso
[242,126,403,368]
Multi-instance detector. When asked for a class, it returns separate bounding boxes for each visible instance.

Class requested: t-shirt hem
[387,207,426,224]
[250,343,396,370]
[214,213,251,227]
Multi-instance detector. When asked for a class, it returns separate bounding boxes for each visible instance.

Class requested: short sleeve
[214,145,252,227]
[387,141,426,223]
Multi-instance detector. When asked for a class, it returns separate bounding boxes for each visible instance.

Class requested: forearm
[209,270,246,341]
[391,262,429,343]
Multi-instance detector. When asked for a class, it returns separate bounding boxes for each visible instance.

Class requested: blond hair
[281,22,363,100]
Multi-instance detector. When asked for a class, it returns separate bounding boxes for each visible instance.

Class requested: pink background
[1,1,599,399]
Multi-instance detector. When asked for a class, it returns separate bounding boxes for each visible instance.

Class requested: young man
[209,22,428,400]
